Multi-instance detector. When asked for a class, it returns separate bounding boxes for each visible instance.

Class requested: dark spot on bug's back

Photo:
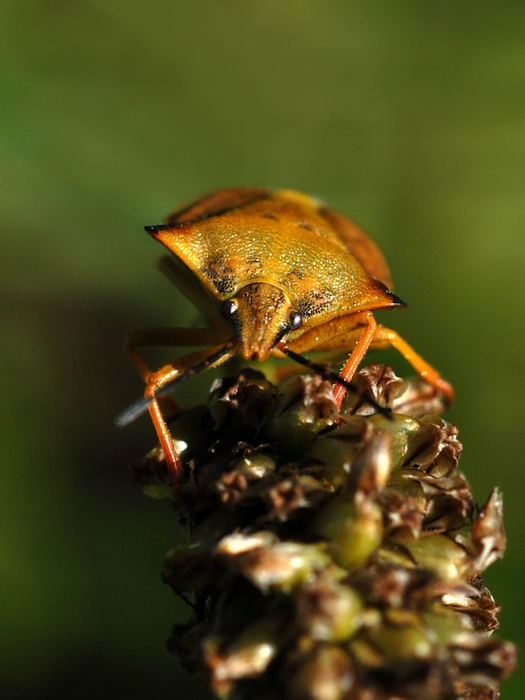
[263,212,278,220]
[204,257,238,296]
[309,288,334,305]
[297,300,315,318]
[204,264,219,281]
[215,277,236,296]
[297,288,334,318]
[298,222,313,231]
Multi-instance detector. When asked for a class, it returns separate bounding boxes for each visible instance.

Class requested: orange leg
[125,327,231,382]
[125,327,231,417]
[372,326,454,406]
[332,315,377,408]
[143,340,239,483]
[286,312,453,410]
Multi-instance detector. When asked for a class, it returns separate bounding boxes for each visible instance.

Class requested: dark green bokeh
[1,1,523,698]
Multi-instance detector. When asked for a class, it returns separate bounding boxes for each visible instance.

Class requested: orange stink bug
[117,188,453,483]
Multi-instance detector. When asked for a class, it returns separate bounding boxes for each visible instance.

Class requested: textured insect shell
[151,189,398,329]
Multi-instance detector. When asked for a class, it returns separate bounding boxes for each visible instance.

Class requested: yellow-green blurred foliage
[1,1,523,699]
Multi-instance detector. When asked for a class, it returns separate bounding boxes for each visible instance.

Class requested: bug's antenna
[283,348,392,419]
[116,341,236,428]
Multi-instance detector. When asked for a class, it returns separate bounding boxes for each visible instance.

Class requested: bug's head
[221,283,302,362]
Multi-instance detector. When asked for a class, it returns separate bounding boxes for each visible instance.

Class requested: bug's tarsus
[115,396,152,428]
[283,348,392,419]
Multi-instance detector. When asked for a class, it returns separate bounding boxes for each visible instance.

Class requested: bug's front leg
[125,327,232,418]
[332,315,377,407]
[144,364,186,483]
[285,311,377,410]
[143,341,239,484]
[125,327,231,381]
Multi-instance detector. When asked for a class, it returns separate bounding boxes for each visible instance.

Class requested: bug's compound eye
[221,299,238,319]
[289,311,303,330]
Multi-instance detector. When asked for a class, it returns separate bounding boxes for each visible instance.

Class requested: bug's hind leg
[371,325,454,407]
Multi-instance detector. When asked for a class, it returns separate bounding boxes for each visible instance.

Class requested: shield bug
[117,188,453,483]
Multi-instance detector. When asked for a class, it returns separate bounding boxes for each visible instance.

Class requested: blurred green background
[1,1,523,698]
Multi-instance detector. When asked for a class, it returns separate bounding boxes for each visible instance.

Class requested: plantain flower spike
[134,364,516,700]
